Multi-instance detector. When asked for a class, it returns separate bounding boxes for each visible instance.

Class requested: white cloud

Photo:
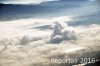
[0,17,100,66]
[1,0,59,4]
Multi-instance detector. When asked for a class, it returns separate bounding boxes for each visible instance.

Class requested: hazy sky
[0,0,59,4]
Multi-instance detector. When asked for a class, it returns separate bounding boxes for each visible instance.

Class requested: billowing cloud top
[0,0,59,4]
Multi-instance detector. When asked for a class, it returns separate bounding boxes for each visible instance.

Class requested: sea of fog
[0,0,100,66]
